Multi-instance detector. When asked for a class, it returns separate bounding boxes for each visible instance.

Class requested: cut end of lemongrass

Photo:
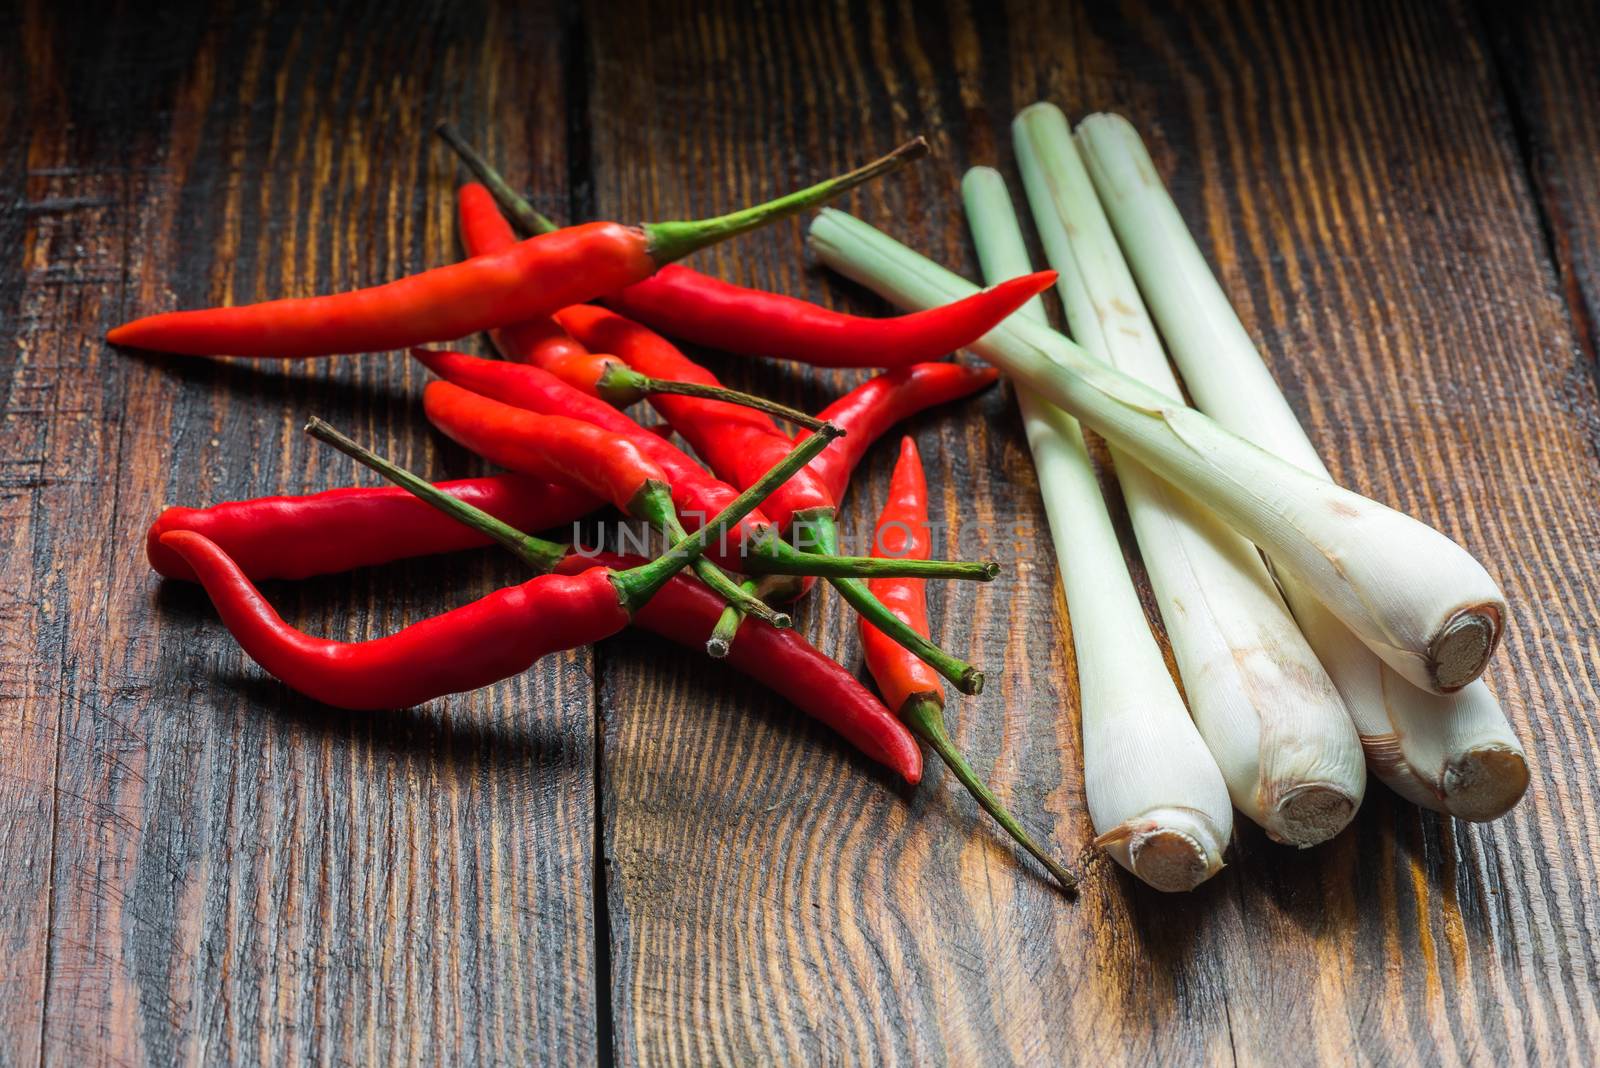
[1430,603,1504,692]
[1097,807,1227,892]
[1130,832,1213,892]
[1270,782,1358,848]
[1442,745,1530,822]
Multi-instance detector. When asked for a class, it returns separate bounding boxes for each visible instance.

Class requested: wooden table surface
[4,0,1598,1064]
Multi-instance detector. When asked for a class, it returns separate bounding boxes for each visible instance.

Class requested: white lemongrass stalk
[807,209,1507,697]
[962,168,1232,890]
[1010,105,1366,846]
[1073,111,1528,820]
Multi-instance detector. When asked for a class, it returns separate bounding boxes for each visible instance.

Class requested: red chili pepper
[438,130,1051,369]
[413,347,761,541]
[607,267,1054,368]
[860,439,1076,891]
[148,475,594,583]
[860,439,945,713]
[423,380,668,511]
[802,361,999,502]
[423,379,796,630]
[556,304,985,694]
[161,419,837,708]
[555,303,830,526]
[455,184,827,425]
[161,526,921,781]
[411,350,991,590]
[456,183,622,390]
[557,551,921,782]
[109,141,926,358]
[164,529,631,710]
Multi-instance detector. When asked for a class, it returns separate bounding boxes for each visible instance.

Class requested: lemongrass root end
[1430,603,1503,692]
[1442,745,1530,822]
[1270,783,1358,848]
[1129,828,1219,892]
[1097,809,1227,892]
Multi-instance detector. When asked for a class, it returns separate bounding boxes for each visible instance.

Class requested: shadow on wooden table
[127,347,439,432]
[151,563,589,774]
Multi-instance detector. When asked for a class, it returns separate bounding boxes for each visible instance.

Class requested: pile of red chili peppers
[120,128,1076,893]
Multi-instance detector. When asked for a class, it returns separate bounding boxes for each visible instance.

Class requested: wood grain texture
[588,1,1600,1065]
[1,1,597,1064]
[1481,0,1600,411]
[3,0,1599,1065]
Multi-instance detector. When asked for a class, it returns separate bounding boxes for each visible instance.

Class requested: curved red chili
[606,267,1055,368]
[859,439,1076,890]
[148,475,595,583]
[413,347,764,545]
[558,551,921,783]
[456,183,622,390]
[557,304,985,694]
[423,380,666,511]
[455,185,827,426]
[164,422,841,707]
[439,133,1049,370]
[163,530,628,710]
[109,141,925,358]
[860,438,944,712]
[803,361,999,502]
[423,379,797,631]
[555,304,831,526]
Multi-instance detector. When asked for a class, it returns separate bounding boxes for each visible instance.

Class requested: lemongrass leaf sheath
[1010,105,1365,846]
[808,208,1507,698]
[962,168,1232,890]
[1074,111,1528,820]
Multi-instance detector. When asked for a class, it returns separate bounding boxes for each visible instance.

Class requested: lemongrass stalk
[1009,106,1366,846]
[808,209,1507,697]
[1074,111,1528,819]
[962,168,1232,889]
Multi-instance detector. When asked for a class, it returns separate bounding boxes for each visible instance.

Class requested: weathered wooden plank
[586,3,1100,1065]
[0,2,598,1064]
[1481,0,1600,410]
[588,0,1600,1064]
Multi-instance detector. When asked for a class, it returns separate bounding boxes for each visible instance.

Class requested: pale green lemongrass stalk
[1073,111,1528,819]
[807,209,1506,697]
[963,168,1232,889]
[1011,105,1366,845]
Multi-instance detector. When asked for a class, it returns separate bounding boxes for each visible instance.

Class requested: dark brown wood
[0,2,597,1064]
[4,1,1600,1064]
[1481,0,1600,395]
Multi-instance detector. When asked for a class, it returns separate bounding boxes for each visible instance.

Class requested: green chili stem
[595,363,826,431]
[630,483,791,634]
[437,122,927,267]
[796,511,986,696]
[435,122,560,236]
[643,139,929,265]
[745,555,999,581]
[617,425,843,610]
[901,695,1077,894]
[305,418,568,572]
[709,591,751,657]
